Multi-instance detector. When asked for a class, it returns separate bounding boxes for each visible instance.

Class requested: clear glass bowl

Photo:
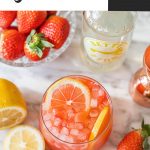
[0,11,76,67]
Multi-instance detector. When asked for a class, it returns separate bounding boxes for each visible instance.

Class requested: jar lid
[84,11,136,37]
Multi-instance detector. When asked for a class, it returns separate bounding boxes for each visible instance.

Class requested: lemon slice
[3,125,45,150]
[0,107,27,130]
[45,77,91,111]
[0,78,27,130]
[89,106,109,141]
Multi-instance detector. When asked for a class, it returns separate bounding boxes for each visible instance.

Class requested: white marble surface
[0,12,150,150]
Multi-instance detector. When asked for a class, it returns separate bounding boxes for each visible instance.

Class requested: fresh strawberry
[0,29,25,60]
[7,26,18,30]
[47,11,57,16]
[117,120,150,150]
[40,16,70,49]
[24,30,53,61]
[17,11,47,34]
[0,11,17,29]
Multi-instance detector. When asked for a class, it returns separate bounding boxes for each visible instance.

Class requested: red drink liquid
[39,75,112,150]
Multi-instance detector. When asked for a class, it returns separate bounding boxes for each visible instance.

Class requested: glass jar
[129,46,150,108]
[81,11,137,72]
[39,75,113,150]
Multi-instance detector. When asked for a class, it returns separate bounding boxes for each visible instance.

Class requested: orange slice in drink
[45,78,91,112]
[89,106,110,141]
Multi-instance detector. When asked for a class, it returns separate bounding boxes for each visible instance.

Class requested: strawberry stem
[26,30,53,58]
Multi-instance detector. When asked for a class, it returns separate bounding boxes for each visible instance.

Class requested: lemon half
[0,78,27,130]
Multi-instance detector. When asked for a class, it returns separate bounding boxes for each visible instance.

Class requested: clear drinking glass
[39,75,113,150]
[81,11,137,72]
[129,46,150,108]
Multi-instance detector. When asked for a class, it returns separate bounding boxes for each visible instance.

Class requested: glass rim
[40,75,113,145]
[83,11,136,38]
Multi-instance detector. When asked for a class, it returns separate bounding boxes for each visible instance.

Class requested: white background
[0,0,108,10]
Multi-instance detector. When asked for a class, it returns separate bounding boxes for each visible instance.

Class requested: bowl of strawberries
[0,11,76,67]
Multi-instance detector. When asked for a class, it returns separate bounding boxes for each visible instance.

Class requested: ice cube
[90,99,98,108]
[59,134,68,141]
[60,127,69,136]
[51,127,59,137]
[65,135,74,143]
[75,112,87,123]
[54,118,62,126]
[92,84,100,98]
[98,89,105,96]
[43,114,52,121]
[88,118,96,129]
[70,129,79,136]
[78,128,90,142]
[75,123,84,129]
[67,123,84,130]
[45,120,52,129]
[78,132,87,142]
[89,109,99,118]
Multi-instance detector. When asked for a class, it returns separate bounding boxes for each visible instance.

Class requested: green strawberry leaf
[35,46,43,58]
[141,119,150,136]
[37,33,45,37]
[38,42,44,50]
[30,30,36,36]
[27,35,32,44]
[141,119,150,150]
[143,137,150,150]
[29,42,37,49]
[142,129,149,138]
[27,30,52,54]
[27,30,36,44]
[141,119,150,137]
[142,119,145,128]
[143,125,150,136]
[41,40,54,48]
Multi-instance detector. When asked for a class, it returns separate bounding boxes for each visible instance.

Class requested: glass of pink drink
[39,75,113,150]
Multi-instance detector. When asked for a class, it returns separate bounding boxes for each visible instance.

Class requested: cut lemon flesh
[45,78,91,111]
[0,78,27,130]
[89,106,109,141]
[0,107,27,130]
[3,125,45,150]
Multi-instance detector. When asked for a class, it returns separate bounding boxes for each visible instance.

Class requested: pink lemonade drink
[39,75,112,150]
